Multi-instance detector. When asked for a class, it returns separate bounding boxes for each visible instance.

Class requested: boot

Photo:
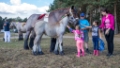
[86,48,91,54]
[96,50,99,56]
[76,52,80,57]
[82,51,85,56]
[93,50,96,56]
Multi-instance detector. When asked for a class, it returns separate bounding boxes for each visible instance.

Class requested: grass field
[0,33,120,68]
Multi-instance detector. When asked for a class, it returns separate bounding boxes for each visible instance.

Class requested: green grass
[0,36,120,68]
[0,40,23,49]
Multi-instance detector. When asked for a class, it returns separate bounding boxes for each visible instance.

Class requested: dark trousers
[92,36,99,50]
[50,38,56,52]
[104,29,114,54]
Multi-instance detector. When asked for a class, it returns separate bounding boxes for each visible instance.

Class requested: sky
[0,0,54,18]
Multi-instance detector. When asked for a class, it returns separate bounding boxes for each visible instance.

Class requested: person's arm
[72,30,75,33]
[4,23,6,26]
[67,25,71,29]
[81,20,91,30]
[105,15,114,35]
[85,20,90,29]
[109,15,114,30]
[67,25,73,32]
[99,29,102,39]
[86,20,90,26]
[81,26,92,30]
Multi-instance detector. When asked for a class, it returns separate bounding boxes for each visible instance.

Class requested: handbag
[99,38,105,51]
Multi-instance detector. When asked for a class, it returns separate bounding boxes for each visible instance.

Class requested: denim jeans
[92,36,99,50]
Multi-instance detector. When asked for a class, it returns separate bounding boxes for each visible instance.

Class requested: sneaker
[106,53,113,57]
[86,49,91,54]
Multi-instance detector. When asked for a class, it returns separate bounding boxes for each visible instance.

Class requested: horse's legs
[33,35,40,55]
[29,30,36,49]
[24,31,31,50]
[18,32,23,41]
[58,35,64,55]
[33,34,44,55]
[54,39,59,55]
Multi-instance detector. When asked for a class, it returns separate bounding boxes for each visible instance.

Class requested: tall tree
[48,0,119,33]
[23,18,27,22]
[0,16,3,29]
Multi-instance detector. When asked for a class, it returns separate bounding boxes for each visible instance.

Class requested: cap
[80,13,85,17]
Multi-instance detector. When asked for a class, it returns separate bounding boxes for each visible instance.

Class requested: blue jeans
[83,31,89,43]
[92,36,99,50]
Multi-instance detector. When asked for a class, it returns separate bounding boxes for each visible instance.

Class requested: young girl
[87,20,102,56]
[71,25,84,57]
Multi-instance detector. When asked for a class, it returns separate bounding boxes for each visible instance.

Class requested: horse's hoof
[54,50,59,55]
[38,51,44,55]
[24,46,29,50]
[24,48,29,50]
[59,51,64,56]
[32,51,38,56]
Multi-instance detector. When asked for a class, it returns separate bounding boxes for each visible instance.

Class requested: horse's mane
[27,14,41,21]
[49,7,70,15]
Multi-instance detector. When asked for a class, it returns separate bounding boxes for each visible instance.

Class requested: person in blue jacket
[4,19,11,42]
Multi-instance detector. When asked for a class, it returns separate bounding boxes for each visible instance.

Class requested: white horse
[10,21,38,48]
[33,13,76,55]
[10,22,26,40]
[10,22,26,32]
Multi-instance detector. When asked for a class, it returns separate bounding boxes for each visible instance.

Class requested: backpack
[99,38,105,51]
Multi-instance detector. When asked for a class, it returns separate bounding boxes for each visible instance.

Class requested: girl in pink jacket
[71,25,84,57]
[100,8,115,57]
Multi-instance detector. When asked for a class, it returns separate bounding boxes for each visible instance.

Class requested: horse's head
[68,6,78,26]
[69,6,78,18]
[10,22,16,28]
[64,13,77,26]
[48,6,78,25]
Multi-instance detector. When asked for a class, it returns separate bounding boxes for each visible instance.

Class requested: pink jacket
[100,14,115,30]
[72,30,84,41]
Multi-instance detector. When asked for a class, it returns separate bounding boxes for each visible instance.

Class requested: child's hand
[105,29,110,35]
[86,26,92,29]
[81,28,85,30]
[69,28,73,32]
[100,36,102,39]
[81,26,92,30]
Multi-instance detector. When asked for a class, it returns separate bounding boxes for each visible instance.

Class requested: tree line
[48,0,120,34]
[0,16,27,29]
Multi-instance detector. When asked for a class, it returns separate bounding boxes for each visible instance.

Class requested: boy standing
[78,13,90,53]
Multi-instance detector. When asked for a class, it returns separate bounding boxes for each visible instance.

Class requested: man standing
[78,13,90,53]
[4,19,11,42]
[50,38,56,52]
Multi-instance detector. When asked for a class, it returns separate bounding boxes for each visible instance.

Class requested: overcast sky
[0,0,54,18]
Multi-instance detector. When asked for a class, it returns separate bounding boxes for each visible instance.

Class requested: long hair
[101,7,109,13]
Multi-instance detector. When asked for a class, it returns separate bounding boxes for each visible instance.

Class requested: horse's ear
[66,13,70,17]
[71,5,74,10]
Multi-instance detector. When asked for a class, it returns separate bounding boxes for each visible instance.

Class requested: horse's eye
[71,17,73,19]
